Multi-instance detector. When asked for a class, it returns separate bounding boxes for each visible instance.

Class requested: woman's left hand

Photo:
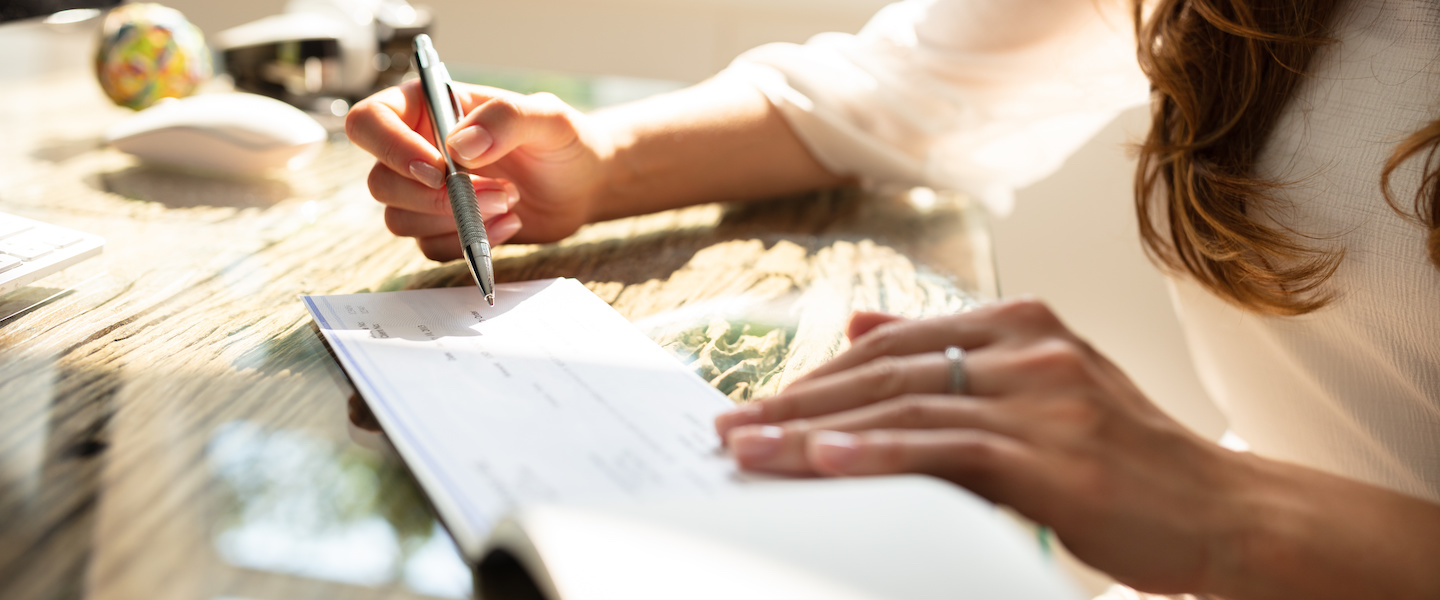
[713,299,1248,595]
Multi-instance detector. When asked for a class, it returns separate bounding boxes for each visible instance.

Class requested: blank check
[302,278,745,557]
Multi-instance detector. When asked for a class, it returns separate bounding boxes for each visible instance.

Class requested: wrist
[585,109,639,224]
[1126,437,1266,599]
[567,75,846,224]
[1197,449,1290,599]
[1200,450,1397,600]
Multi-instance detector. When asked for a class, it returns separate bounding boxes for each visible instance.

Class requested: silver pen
[414,34,496,306]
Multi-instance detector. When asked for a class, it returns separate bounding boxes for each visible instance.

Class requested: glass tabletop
[0,16,996,600]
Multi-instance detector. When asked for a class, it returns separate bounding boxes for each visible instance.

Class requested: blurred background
[167,0,890,84]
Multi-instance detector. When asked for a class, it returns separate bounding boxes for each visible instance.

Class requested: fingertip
[449,125,493,164]
[416,234,463,262]
[809,430,862,475]
[475,191,507,216]
[847,311,906,341]
[730,425,785,467]
[470,175,509,193]
[471,177,511,215]
[487,212,523,244]
[409,160,445,189]
[503,180,520,209]
[714,403,764,438]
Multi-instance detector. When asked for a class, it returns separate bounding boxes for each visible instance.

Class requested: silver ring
[945,345,967,395]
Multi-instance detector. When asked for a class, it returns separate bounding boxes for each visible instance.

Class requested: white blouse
[727,0,1440,504]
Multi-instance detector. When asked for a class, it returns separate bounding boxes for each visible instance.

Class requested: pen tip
[486,294,495,306]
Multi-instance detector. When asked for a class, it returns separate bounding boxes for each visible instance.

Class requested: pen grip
[446,173,491,248]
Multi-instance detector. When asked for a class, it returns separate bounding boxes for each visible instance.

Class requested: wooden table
[0,48,994,600]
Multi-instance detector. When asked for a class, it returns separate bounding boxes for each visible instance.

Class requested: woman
[345,0,1440,597]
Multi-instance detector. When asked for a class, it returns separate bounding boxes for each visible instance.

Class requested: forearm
[588,75,848,222]
[1212,453,1440,599]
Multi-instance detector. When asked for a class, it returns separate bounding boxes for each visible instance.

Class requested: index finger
[345,79,442,183]
[345,80,523,186]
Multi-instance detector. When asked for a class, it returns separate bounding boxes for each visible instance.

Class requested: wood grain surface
[0,69,993,600]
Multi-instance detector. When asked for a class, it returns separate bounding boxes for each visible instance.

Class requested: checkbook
[303,278,1078,600]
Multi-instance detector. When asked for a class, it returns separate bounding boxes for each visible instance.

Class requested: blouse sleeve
[722,0,1150,215]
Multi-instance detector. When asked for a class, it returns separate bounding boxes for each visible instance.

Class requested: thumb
[447,91,583,170]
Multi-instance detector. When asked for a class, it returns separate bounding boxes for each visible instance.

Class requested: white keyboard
[0,212,104,296]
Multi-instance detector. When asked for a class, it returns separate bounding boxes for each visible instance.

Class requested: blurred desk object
[0,24,995,600]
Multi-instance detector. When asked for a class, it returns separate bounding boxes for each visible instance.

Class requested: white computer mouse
[106,92,327,175]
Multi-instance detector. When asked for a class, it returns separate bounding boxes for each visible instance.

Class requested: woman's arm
[1218,454,1440,599]
[714,304,1440,599]
[345,74,844,258]
[586,75,849,222]
[345,0,1147,257]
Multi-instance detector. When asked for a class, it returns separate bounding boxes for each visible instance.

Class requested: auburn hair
[1132,0,1440,315]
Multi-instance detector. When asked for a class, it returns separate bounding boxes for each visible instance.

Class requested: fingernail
[813,431,861,472]
[409,161,444,189]
[506,186,520,208]
[732,425,784,463]
[489,214,522,242]
[476,190,508,215]
[715,404,764,433]
[450,126,493,162]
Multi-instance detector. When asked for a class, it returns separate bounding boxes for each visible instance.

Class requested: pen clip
[444,81,465,128]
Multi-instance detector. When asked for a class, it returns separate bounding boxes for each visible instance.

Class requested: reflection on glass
[405,524,474,597]
[636,271,979,403]
[207,420,470,597]
[636,295,800,402]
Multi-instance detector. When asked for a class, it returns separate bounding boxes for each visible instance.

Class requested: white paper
[303,278,748,557]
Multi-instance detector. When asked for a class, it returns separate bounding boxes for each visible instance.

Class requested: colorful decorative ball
[95,3,212,110]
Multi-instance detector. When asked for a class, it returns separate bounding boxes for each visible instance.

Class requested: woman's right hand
[345,79,614,260]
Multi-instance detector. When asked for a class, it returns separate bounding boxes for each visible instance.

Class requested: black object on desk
[0,0,118,23]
